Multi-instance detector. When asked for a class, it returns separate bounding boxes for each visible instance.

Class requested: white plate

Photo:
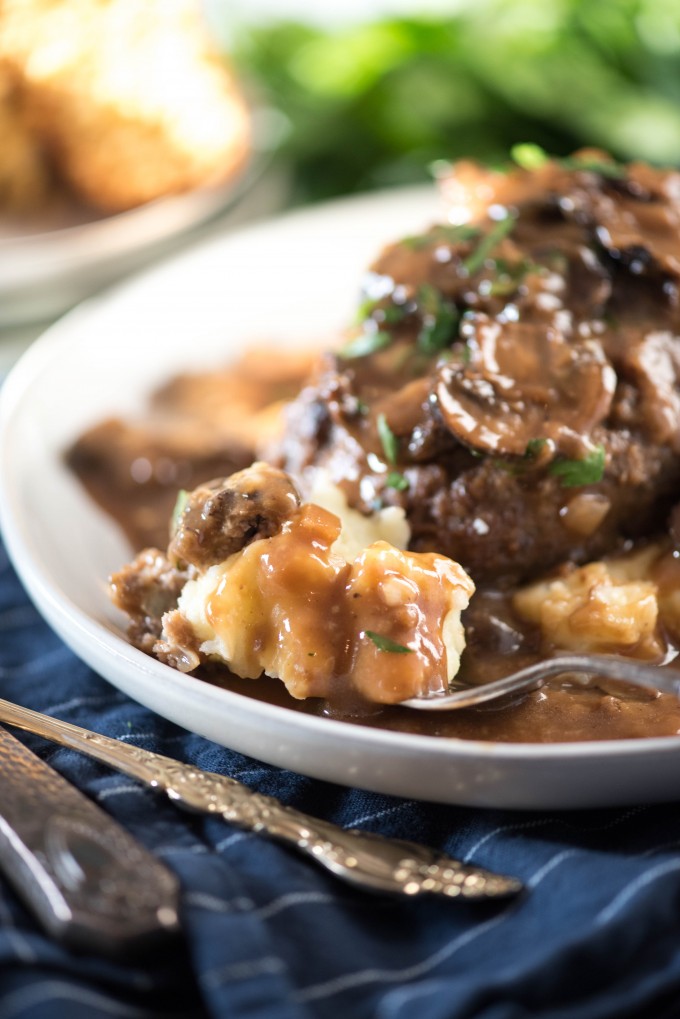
[2,185,680,810]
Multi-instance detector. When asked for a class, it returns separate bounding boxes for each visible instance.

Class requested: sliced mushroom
[619,330,680,450]
[434,316,616,458]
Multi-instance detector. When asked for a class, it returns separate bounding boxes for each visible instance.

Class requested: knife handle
[0,727,179,955]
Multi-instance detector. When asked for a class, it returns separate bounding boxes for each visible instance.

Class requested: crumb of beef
[153,609,203,673]
[109,548,194,652]
[168,461,300,569]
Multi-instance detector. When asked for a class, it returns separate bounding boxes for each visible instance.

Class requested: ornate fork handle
[0,697,521,900]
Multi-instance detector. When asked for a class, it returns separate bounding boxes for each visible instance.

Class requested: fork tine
[401,654,680,710]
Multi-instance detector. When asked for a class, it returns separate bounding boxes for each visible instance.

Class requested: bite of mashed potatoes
[111,464,475,705]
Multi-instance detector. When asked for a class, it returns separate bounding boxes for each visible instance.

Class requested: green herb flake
[463,214,517,276]
[382,303,407,324]
[524,437,548,459]
[511,143,549,170]
[418,309,459,352]
[355,297,378,323]
[355,297,406,326]
[171,489,189,533]
[385,471,409,491]
[510,145,625,179]
[491,438,551,476]
[365,630,413,654]
[416,283,459,353]
[339,329,392,359]
[560,156,625,179]
[402,224,481,250]
[377,412,399,465]
[549,444,606,487]
[487,258,539,297]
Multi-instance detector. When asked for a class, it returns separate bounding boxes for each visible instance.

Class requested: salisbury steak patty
[278,150,680,584]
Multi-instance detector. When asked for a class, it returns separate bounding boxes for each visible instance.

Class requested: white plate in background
[0,108,286,327]
[2,184,680,810]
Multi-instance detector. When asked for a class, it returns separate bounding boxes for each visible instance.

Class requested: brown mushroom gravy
[67,151,680,743]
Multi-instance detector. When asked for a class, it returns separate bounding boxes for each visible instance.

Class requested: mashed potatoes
[156,474,474,704]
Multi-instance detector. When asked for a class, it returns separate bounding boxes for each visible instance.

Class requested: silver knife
[0,725,180,954]
[0,699,522,900]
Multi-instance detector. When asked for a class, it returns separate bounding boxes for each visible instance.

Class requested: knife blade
[0,725,180,954]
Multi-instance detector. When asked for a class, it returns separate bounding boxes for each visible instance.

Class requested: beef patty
[277,150,680,584]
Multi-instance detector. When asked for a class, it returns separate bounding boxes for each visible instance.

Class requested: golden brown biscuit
[0,0,250,211]
[0,60,50,212]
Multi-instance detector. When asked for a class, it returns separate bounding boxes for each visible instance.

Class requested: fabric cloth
[2,532,680,1019]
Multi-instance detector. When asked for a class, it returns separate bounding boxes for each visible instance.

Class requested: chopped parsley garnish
[559,156,625,179]
[549,445,606,487]
[524,437,548,459]
[170,489,189,533]
[416,283,459,353]
[402,223,481,250]
[511,143,625,180]
[511,143,549,170]
[355,296,379,323]
[365,631,413,654]
[339,329,392,359]
[463,214,517,276]
[382,303,407,324]
[491,438,549,474]
[377,412,399,465]
[356,297,406,325]
[486,258,539,297]
[385,471,409,491]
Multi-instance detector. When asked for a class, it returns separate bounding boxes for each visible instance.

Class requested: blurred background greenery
[224,0,680,203]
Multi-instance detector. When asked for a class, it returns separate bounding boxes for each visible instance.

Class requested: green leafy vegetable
[365,631,413,654]
[232,10,680,206]
[463,215,517,276]
[377,412,399,464]
[549,445,606,487]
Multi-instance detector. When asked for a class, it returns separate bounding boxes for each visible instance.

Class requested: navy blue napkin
[2,530,680,1019]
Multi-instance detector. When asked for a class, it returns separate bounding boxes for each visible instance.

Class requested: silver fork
[401,653,680,710]
[0,696,521,900]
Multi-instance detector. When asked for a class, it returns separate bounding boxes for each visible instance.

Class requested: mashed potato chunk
[162,483,474,704]
[513,560,661,657]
